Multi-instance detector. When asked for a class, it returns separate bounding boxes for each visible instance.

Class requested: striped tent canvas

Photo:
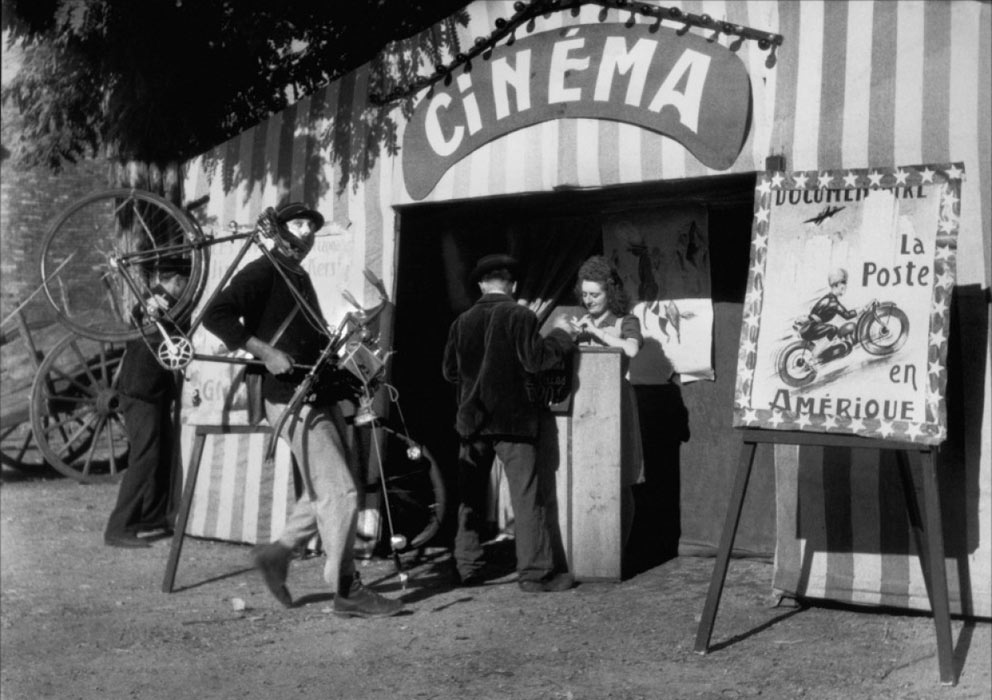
[178,429,295,544]
[178,0,990,614]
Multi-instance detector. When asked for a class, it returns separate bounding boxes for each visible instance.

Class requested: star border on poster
[731,163,964,445]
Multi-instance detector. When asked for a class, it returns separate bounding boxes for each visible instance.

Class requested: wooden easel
[162,424,273,593]
[693,429,955,686]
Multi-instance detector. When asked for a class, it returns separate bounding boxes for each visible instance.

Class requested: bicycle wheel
[40,189,206,342]
[371,427,447,554]
[30,334,129,482]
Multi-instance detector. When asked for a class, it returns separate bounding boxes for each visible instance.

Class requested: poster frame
[732,163,964,446]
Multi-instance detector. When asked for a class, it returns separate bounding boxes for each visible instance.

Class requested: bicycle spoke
[123,240,193,261]
[131,202,158,249]
[100,273,126,324]
[112,193,135,219]
[369,426,398,538]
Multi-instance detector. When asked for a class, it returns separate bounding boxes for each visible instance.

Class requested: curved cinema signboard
[402,23,753,200]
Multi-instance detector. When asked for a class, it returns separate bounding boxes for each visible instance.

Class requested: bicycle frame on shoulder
[258,283,445,586]
[41,189,444,578]
[101,202,445,585]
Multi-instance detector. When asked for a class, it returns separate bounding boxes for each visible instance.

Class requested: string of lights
[369,0,784,105]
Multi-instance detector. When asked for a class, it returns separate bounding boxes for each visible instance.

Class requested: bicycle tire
[40,189,207,342]
[372,427,447,553]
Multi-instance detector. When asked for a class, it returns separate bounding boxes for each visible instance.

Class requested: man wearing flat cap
[204,201,402,618]
[104,256,191,549]
[443,253,578,592]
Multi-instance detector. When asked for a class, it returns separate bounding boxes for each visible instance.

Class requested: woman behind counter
[567,255,644,551]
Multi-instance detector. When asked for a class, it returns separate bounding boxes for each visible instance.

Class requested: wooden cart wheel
[1,315,59,474]
[0,414,51,473]
[30,334,129,482]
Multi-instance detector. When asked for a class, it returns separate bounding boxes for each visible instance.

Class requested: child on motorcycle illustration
[805,268,859,355]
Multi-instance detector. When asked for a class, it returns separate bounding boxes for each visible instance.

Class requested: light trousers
[266,400,358,593]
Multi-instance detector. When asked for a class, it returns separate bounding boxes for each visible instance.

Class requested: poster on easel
[733,164,963,445]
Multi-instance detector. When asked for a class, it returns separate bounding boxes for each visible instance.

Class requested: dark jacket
[118,338,175,401]
[443,292,574,440]
[202,255,327,404]
[118,302,184,401]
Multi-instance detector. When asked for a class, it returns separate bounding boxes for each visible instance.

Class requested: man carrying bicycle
[203,202,403,618]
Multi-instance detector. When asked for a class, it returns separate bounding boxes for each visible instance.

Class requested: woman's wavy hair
[574,255,630,316]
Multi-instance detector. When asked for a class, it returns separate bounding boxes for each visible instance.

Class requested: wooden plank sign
[733,164,963,445]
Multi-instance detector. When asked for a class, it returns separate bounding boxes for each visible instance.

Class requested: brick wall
[0,158,111,326]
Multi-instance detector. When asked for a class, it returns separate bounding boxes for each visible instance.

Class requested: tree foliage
[1,0,470,174]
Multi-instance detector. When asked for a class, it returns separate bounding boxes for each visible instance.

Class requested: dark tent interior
[389,173,777,574]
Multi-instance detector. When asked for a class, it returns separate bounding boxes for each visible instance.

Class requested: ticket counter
[544,346,625,581]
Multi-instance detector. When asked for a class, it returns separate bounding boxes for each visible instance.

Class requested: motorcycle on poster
[733,164,963,445]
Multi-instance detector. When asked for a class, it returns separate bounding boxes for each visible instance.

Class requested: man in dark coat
[104,260,190,548]
[442,254,577,592]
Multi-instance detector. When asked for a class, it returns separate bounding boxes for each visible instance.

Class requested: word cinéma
[402,23,749,199]
[424,37,712,157]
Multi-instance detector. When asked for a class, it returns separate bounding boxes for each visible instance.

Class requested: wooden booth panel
[562,348,624,580]
[496,348,627,580]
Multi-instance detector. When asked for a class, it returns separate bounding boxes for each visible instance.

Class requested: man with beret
[443,253,578,592]
[105,257,191,548]
[204,202,402,617]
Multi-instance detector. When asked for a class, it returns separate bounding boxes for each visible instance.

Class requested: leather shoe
[333,572,404,618]
[518,571,575,593]
[252,542,293,608]
[453,563,488,587]
[136,526,174,541]
[458,571,486,587]
[104,532,152,549]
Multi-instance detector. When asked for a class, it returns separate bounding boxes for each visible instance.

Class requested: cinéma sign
[733,164,964,445]
[402,22,752,200]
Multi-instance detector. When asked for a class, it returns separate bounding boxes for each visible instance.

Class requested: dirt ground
[1,468,989,700]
